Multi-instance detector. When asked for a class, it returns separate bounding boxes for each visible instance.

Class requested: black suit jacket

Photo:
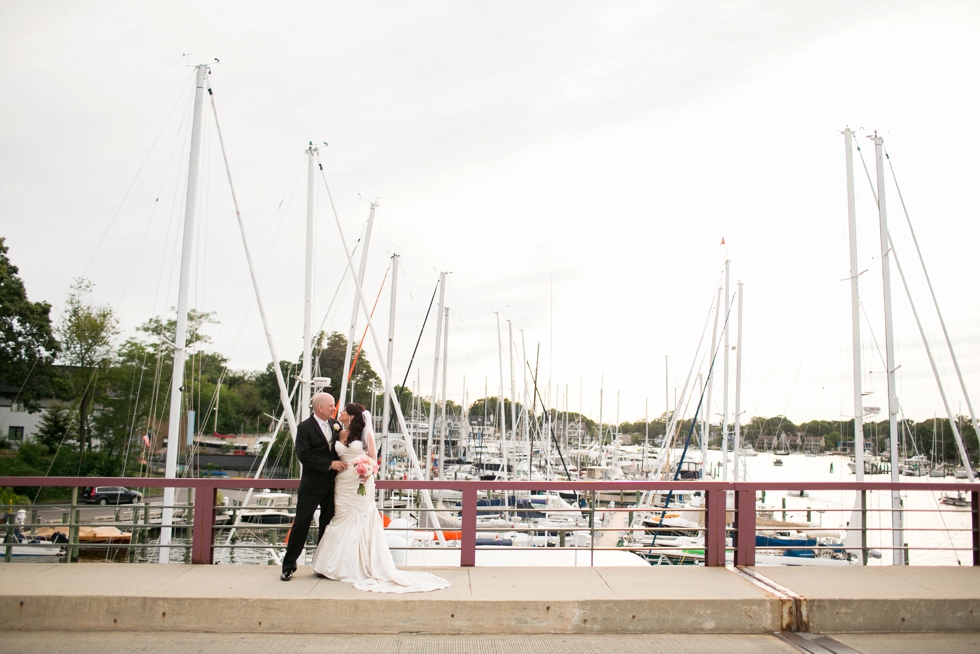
[295,414,341,495]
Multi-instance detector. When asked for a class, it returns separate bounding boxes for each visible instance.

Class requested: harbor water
[713,451,973,566]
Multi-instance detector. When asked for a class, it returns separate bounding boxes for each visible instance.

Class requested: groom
[280,392,347,581]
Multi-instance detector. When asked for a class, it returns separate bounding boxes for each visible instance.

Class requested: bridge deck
[2,563,979,635]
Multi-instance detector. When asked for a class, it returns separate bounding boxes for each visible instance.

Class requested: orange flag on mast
[720,237,726,245]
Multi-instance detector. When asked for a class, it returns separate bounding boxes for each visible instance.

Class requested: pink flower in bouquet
[353,454,378,495]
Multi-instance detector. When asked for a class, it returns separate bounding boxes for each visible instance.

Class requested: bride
[311,402,451,594]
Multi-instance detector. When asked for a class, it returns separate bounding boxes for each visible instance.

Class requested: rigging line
[391,279,440,430]
[122,351,151,474]
[778,349,807,422]
[890,232,974,478]
[525,360,575,486]
[83,70,196,277]
[858,299,888,370]
[651,298,729,545]
[887,152,980,452]
[933,490,963,565]
[119,351,144,474]
[314,240,361,339]
[209,82,300,437]
[116,197,161,313]
[135,82,194,325]
[152,89,195,332]
[115,88,194,314]
[75,365,104,476]
[28,367,99,507]
[655,290,728,477]
[206,154,305,357]
[346,266,390,382]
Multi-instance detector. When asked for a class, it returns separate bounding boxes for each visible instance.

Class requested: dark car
[81,486,143,505]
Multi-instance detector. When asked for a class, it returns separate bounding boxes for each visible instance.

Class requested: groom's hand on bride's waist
[330,461,348,472]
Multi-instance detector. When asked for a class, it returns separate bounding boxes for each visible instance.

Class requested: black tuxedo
[282,414,341,574]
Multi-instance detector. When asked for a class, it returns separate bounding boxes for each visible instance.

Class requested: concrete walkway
[2,631,980,653]
[2,563,979,635]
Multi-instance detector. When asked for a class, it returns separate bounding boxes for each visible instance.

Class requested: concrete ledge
[2,596,782,634]
[751,566,980,633]
[3,564,980,634]
[0,564,779,634]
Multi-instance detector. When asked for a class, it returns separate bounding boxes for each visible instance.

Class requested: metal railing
[2,477,978,566]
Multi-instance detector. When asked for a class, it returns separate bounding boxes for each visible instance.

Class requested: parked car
[81,486,143,505]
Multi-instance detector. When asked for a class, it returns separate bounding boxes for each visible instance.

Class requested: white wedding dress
[311,439,450,593]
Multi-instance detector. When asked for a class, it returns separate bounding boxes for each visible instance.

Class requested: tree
[824,431,841,451]
[0,237,61,411]
[56,279,119,456]
[392,385,430,420]
[35,400,78,450]
[307,331,382,410]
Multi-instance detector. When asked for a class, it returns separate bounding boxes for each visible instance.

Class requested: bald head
[312,393,336,420]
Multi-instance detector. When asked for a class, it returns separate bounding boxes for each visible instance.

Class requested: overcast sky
[2,1,979,426]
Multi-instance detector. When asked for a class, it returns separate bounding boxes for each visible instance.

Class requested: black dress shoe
[280,570,294,582]
[314,572,327,579]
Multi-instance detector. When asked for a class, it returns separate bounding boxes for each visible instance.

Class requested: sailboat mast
[425,272,446,478]
[438,306,450,475]
[508,319,517,476]
[599,374,604,464]
[380,253,399,480]
[844,128,865,481]
[213,379,220,435]
[703,287,721,479]
[644,397,648,475]
[722,258,730,481]
[872,134,904,565]
[338,203,376,410]
[300,145,317,422]
[495,311,507,478]
[733,281,744,480]
[160,63,208,564]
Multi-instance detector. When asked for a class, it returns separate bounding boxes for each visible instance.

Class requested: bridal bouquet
[353,454,379,495]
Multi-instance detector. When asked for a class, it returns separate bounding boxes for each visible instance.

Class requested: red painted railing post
[972,491,979,567]
[734,487,756,567]
[704,488,727,566]
[461,486,477,567]
[192,482,216,564]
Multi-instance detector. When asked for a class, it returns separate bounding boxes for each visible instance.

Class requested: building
[0,384,49,446]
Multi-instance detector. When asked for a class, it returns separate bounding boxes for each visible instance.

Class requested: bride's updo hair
[344,402,366,443]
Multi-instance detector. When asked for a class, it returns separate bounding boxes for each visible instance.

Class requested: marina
[3,5,980,647]
[3,457,978,569]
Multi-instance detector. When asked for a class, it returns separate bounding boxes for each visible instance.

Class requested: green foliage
[0,441,86,500]
[56,279,118,370]
[307,331,382,409]
[467,397,525,430]
[393,385,429,419]
[35,401,77,450]
[0,237,61,411]
[55,278,119,457]
[619,418,664,438]
[0,487,31,507]
[268,430,295,470]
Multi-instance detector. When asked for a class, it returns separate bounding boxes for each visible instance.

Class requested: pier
[3,476,980,651]
[2,563,980,653]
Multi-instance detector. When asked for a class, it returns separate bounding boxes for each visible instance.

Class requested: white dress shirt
[315,415,332,443]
